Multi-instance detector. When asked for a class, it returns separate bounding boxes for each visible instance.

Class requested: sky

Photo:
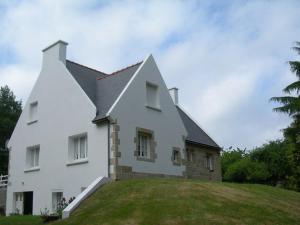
[0,0,299,150]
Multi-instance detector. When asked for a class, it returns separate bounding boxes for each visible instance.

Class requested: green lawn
[0,215,42,225]
[1,179,300,225]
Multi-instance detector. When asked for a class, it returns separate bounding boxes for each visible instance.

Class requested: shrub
[224,157,269,183]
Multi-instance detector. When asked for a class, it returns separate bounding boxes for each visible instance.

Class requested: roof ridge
[66,60,108,75]
[97,61,143,80]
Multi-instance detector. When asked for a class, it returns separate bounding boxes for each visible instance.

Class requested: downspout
[107,120,110,178]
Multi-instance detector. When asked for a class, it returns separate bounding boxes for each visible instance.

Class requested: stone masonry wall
[184,143,221,181]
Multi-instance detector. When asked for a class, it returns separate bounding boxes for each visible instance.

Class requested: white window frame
[26,145,40,169]
[68,133,88,162]
[138,133,150,159]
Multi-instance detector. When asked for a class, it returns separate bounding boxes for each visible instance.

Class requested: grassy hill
[1,179,300,225]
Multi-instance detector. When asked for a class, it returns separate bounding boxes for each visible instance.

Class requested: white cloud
[0,0,299,149]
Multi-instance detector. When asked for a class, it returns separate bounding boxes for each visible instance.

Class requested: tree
[223,156,269,183]
[221,147,245,177]
[250,140,291,186]
[0,85,22,174]
[271,42,300,191]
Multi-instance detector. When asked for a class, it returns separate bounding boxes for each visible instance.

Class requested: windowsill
[27,120,38,125]
[145,105,161,112]
[66,159,88,166]
[136,156,155,163]
[24,167,40,173]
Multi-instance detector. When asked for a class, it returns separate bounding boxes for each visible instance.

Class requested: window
[138,132,150,159]
[146,82,160,109]
[186,149,194,162]
[134,128,156,162]
[172,149,180,164]
[52,192,63,213]
[13,192,24,214]
[28,101,38,123]
[26,145,40,169]
[69,134,87,161]
[205,154,214,171]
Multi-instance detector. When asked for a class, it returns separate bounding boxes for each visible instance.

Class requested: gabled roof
[176,106,220,149]
[66,59,219,149]
[66,60,142,121]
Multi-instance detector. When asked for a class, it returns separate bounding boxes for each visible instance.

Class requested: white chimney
[42,40,68,66]
[169,87,179,105]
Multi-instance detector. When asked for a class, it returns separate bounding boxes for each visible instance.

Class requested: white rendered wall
[110,55,188,176]
[6,48,108,215]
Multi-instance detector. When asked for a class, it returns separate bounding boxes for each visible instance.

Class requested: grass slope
[55,179,300,225]
[1,179,300,225]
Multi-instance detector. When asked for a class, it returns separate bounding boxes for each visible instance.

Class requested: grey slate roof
[66,59,219,148]
[66,60,142,121]
[176,106,220,149]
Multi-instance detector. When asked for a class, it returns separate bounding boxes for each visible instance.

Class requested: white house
[6,40,221,215]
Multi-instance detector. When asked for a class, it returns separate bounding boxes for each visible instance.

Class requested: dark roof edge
[66,60,108,75]
[97,61,143,80]
[177,105,220,147]
[186,140,221,151]
[92,116,110,124]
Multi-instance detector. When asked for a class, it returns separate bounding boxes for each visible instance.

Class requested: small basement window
[68,133,88,161]
[146,82,160,109]
[26,145,40,169]
[28,101,38,124]
[52,192,63,213]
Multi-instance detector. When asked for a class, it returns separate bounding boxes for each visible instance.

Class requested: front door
[23,192,33,215]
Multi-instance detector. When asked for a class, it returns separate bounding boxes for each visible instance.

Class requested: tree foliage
[0,85,22,174]
[270,42,300,191]
[222,141,289,186]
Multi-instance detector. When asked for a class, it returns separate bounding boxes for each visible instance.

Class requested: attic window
[28,101,38,124]
[146,82,160,110]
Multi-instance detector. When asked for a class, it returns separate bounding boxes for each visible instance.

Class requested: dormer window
[28,101,38,124]
[146,82,160,111]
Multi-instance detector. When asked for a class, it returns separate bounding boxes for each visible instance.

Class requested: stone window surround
[171,147,182,166]
[186,148,195,163]
[134,127,157,162]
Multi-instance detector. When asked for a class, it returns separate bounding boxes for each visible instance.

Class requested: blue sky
[0,0,299,149]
